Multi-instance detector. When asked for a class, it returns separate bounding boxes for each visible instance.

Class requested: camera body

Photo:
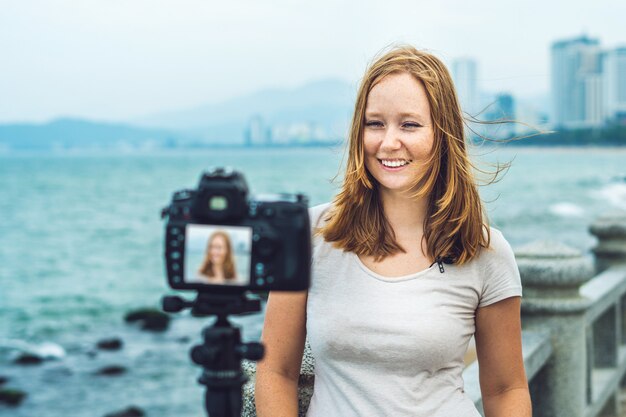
[163,167,311,293]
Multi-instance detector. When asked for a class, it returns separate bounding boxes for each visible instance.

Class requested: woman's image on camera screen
[185,225,252,285]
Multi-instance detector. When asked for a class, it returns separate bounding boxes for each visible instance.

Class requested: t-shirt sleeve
[308,202,332,235]
[308,203,332,261]
[478,228,523,308]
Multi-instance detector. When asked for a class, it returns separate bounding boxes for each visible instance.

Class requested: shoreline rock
[94,365,127,376]
[14,353,44,365]
[103,405,145,417]
[124,308,170,332]
[0,388,27,406]
[96,338,123,351]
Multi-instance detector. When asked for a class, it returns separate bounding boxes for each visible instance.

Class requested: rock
[124,308,170,332]
[14,353,43,365]
[95,365,127,376]
[0,388,27,406]
[97,338,123,351]
[103,405,145,417]
[176,336,191,344]
[0,376,8,386]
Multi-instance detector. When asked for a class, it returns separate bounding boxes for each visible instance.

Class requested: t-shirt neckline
[350,252,439,283]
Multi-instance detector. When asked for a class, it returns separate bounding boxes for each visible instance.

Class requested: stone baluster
[242,339,315,417]
[516,240,594,417]
[589,210,626,417]
[590,210,626,274]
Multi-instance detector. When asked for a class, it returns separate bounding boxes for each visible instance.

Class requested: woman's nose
[380,127,402,151]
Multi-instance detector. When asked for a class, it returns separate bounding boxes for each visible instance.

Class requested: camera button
[256,278,265,286]
[282,206,303,214]
[262,208,275,218]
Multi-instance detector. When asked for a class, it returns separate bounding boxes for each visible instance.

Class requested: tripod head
[163,292,265,417]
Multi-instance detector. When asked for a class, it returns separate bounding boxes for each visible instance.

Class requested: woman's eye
[365,121,383,127]
[402,122,422,128]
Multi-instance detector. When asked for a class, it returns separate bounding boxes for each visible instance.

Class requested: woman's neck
[379,188,429,239]
[212,264,225,278]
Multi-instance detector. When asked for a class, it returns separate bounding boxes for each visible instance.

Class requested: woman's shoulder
[486,226,513,252]
[308,202,333,230]
[476,225,517,267]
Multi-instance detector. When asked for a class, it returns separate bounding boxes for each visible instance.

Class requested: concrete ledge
[584,346,626,417]
[580,266,626,323]
[462,330,552,417]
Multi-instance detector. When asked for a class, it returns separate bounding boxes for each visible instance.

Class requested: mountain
[0,78,357,152]
[0,118,185,152]
[134,78,356,142]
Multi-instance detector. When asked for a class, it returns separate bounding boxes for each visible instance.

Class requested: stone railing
[241,210,626,417]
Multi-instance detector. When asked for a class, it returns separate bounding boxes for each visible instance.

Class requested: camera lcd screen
[184,224,253,286]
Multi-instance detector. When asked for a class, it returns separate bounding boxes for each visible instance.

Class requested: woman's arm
[255,290,308,417]
[475,296,532,417]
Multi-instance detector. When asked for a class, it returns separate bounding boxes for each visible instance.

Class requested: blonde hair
[320,45,500,265]
[198,231,237,279]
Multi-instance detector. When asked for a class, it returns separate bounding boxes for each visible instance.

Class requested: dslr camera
[162,167,311,293]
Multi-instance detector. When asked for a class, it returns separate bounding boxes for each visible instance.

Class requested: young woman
[255,46,531,417]
[197,231,238,284]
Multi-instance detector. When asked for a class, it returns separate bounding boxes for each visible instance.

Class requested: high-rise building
[452,58,479,116]
[551,35,603,129]
[483,93,516,139]
[244,115,270,146]
[603,47,626,123]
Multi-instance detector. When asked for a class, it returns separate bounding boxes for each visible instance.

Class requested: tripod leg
[205,387,242,417]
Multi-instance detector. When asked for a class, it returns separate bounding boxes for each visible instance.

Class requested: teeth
[380,159,408,168]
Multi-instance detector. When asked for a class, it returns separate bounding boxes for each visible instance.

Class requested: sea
[1,146,625,416]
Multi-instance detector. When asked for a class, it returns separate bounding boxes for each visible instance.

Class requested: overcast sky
[1,0,624,124]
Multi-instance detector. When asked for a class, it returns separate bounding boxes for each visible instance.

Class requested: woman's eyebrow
[398,111,426,119]
[364,111,426,119]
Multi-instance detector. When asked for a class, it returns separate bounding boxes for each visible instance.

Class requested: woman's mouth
[378,158,411,171]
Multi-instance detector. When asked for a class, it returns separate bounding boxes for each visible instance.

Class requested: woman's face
[363,71,435,195]
[209,235,228,265]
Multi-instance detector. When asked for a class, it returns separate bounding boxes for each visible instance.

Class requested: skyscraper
[551,35,603,129]
[603,47,626,124]
[452,58,479,116]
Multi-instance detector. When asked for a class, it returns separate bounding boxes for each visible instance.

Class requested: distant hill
[0,118,188,152]
[134,78,357,142]
[0,78,357,152]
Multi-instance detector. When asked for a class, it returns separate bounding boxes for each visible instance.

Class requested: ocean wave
[549,202,585,218]
[0,338,66,359]
[592,182,626,210]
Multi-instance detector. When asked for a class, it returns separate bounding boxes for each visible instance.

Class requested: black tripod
[163,293,265,417]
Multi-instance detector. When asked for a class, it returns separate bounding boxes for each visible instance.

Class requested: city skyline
[1,0,625,124]
[551,36,626,128]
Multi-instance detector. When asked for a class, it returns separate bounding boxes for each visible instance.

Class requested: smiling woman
[255,45,532,417]
[363,72,434,196]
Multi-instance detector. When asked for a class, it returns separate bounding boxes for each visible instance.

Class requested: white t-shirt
[305,202,523,417]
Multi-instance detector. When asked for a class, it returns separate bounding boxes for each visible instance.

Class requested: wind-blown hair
[319,45,497,265]
[198,231,237,279]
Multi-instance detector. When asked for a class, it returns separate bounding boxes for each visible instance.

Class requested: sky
[1,0,625,124]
